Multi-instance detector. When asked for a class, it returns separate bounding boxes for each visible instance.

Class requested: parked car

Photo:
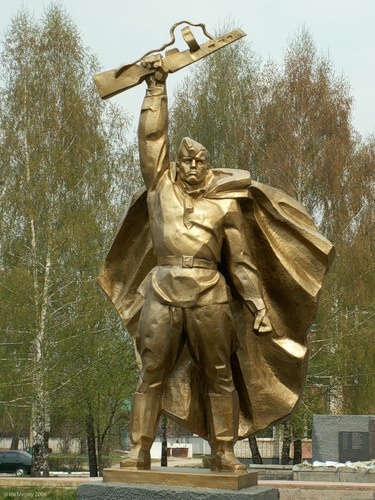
[0,450,32,476]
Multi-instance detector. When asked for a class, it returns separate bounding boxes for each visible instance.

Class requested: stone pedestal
[78,482,279,499]
[77,467,279,499]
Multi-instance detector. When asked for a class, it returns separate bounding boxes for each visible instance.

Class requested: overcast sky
[1,0,374,137]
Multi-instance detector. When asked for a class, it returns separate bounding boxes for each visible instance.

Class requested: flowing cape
[98,169,335,438]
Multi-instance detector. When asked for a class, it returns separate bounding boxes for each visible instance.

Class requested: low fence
[1,435,312,461]
[155,436,312,461]
[235,438,276,459]
[154,436,211,455]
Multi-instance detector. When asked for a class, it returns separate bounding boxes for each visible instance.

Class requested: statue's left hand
[253,308,272,335]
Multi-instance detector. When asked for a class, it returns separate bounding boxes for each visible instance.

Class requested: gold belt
[157,255,217,269]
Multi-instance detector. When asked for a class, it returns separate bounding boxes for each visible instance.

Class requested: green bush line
[48,454,118,472]
[48,455,85,472]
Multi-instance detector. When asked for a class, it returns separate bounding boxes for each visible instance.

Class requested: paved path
[1,463,374,500]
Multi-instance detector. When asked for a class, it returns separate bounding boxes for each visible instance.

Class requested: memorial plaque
[339,431,369,462]
[312,415,375,462]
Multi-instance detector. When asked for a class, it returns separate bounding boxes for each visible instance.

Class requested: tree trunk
[31,390,50,477]
[86,414,98,477]
[293,438,302,464]
[10,434,19,450]
[97,432,103,477]
[161,415,168,467]
[31,411,50,477]
[248,435,263,464]
[79,437,87,455]
[30,246,51,478]
[281,435,291,465]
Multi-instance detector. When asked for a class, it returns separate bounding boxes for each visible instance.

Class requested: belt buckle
[182,255,194,268]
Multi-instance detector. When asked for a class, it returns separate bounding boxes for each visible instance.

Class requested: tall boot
[207,391,246,473]
[120,390,162,470]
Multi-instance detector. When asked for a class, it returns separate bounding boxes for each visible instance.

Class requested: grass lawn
[0,487,76,499]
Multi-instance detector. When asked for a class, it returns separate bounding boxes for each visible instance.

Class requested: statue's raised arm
[138,55,170,191]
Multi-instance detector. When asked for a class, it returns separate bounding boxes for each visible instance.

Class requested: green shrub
[48,454,85,472]
[100,456,113,469]
[47,453,122,472]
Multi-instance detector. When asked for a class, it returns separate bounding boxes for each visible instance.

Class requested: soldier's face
[177,151,209,188]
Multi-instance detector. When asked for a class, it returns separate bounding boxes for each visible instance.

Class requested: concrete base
[77,482,279,499]
[262,480,375,500]
[293,465,375,483]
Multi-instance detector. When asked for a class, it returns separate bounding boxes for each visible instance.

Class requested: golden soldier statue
[96,26,334,473]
